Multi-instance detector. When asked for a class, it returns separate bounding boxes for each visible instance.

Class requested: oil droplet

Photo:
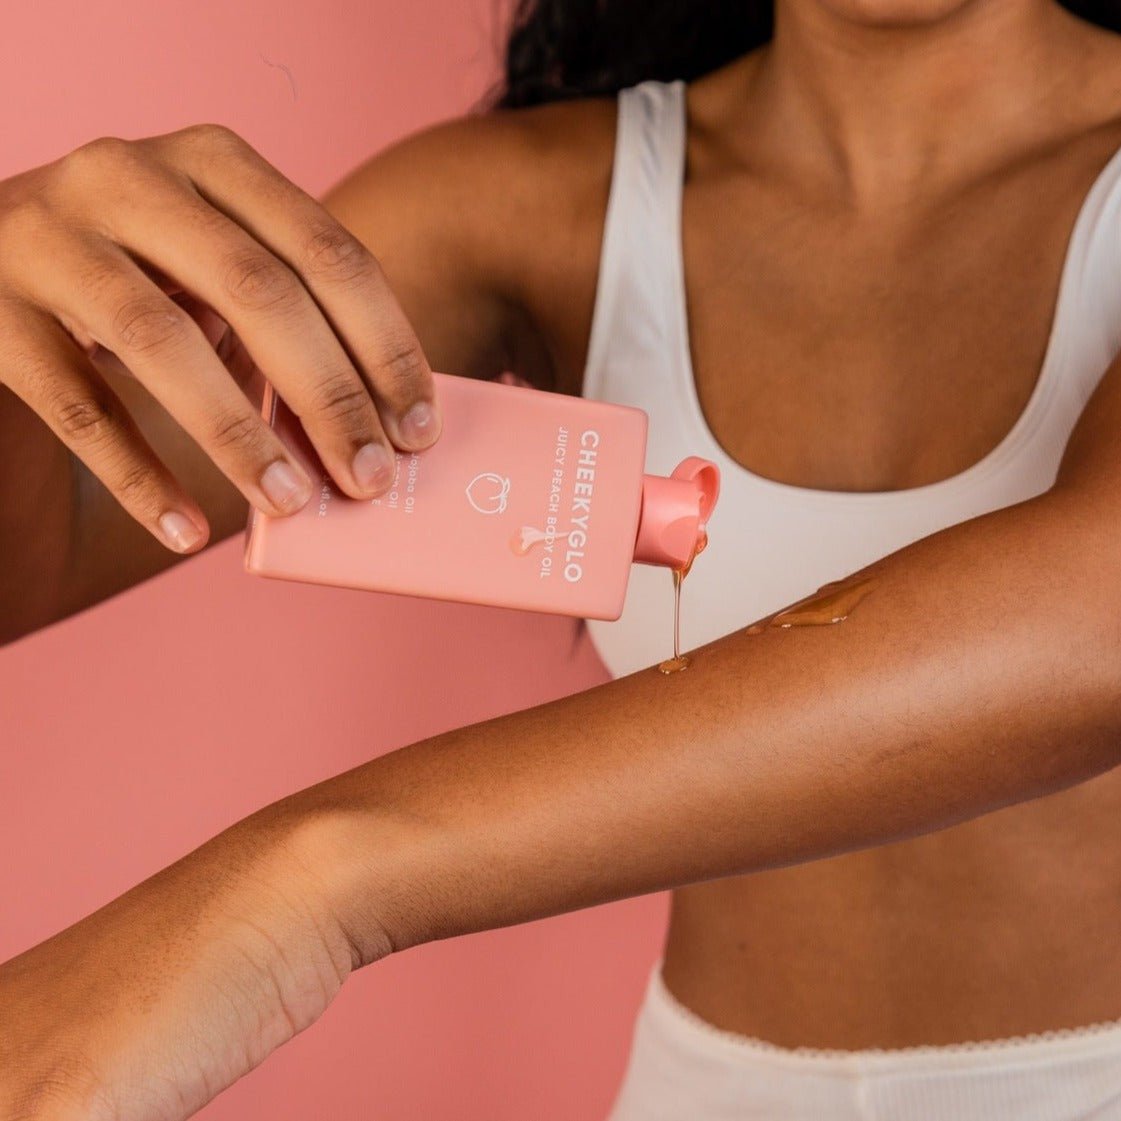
[658,655,691,674]
[745,576,876,635]
[678,529,708,580]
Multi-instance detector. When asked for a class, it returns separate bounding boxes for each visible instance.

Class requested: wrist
[252,791,415,970]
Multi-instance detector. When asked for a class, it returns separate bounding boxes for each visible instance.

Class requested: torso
[439,18,1121,1048]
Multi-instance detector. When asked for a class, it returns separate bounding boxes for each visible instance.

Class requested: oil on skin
[745,576,877,634]
[660,561,877,674]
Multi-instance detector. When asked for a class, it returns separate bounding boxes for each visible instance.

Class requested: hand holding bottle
[0,124,441,555]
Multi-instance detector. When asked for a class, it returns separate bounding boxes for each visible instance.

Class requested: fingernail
[261,460,312,513]
[353,442,395,493]
[158,511,203,553]
[399,400,440,447]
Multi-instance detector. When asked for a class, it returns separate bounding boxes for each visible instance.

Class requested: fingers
[95,174,402,499]
[0,298,210,553]
[0,125,442,548]
[166,290,258,391]
[15,234,319,520]
[166,125,441,450]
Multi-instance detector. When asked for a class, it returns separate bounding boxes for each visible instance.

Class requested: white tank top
[582,79,1121,679]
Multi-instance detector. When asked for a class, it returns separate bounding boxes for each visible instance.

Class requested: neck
[740,0,1081,204]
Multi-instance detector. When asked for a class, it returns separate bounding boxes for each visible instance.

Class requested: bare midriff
[662,767,1121,1048]
[655,546,1121,1048]
[657,575,1121,1048]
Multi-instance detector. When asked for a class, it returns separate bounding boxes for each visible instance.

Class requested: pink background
[0,3,666,1118]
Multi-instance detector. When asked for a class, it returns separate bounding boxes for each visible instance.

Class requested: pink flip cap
[633,456,720,569]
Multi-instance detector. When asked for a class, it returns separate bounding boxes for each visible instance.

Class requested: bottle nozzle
[633,457,720,570]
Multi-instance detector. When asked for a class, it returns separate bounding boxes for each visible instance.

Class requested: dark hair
[495,0,1120,110]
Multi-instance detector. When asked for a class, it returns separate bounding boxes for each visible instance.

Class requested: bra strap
[582,80,689,407]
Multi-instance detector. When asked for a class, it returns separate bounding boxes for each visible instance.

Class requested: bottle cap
[633,457,720,569]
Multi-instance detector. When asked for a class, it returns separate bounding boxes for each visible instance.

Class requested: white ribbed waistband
[649,967,1121,1074]
[605,965,1121,1121]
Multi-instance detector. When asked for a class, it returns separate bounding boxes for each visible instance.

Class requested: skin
[5,0,1121,1114]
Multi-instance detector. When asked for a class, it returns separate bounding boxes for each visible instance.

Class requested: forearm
[9,408,1121,1121]
[272,478,1121,963]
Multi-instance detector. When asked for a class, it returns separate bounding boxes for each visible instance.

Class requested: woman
[4,0,1121,1116]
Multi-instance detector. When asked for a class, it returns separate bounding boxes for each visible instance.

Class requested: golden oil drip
[658,531,709,675]
[744,576,876,635]
[658,569,691,674]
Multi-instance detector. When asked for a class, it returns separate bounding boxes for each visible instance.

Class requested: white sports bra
[581,79,1121,679]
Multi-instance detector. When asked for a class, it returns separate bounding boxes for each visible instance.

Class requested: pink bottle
[244,373,719,621]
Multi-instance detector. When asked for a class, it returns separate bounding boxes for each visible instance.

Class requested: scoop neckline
[668,80,1121,509]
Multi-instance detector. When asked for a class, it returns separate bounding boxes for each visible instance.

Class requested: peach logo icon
[466,472,511,515]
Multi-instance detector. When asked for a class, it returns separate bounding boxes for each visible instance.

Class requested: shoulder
[343,94,619,180]
[323,97,619,279]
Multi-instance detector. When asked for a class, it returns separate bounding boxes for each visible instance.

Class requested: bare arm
[289,354,1121,953]
[6,341,1121,1121]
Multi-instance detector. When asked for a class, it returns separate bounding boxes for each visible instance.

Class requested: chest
[678,146,1116,492]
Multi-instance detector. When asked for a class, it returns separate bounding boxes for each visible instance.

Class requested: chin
[816,0,979,28]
